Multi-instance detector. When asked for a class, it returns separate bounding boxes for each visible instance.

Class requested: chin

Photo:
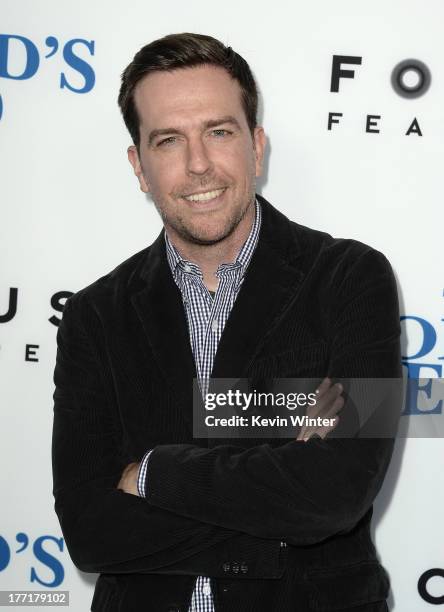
[183,220,234,244]
[187,231,228,246]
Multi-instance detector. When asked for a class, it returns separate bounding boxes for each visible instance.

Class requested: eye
[211,129,231,137]
[157,136,177,147]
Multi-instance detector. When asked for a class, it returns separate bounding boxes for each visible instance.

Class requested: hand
[117,461,141,496]
[296,377,344,442]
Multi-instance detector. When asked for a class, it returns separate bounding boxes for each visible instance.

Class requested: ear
[127,145,150,193]
[252,126,266,178]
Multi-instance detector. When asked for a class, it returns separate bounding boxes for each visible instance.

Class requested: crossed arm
[52,247,401,573]
[117,376,344,497]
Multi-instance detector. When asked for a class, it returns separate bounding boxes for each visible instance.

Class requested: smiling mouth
[182,188,227,203]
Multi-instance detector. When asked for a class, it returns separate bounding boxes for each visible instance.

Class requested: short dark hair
[117,32,258,150]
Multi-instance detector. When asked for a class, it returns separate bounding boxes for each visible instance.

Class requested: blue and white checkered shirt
[138,199,261,611]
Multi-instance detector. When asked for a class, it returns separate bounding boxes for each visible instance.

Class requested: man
[52,33,401,612]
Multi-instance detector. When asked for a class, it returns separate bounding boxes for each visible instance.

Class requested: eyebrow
[147,115,241,146]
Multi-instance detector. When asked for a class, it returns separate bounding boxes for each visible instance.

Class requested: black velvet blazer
[52,194,402,612]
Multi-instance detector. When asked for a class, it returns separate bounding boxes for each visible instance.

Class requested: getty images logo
[0,34,95,121]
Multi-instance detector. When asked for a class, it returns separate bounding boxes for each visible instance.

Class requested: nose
[186,135,213,176]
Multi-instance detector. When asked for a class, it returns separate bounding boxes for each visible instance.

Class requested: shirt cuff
[137,449,153,498]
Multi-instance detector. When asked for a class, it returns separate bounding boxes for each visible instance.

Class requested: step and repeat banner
[1,0,443,610]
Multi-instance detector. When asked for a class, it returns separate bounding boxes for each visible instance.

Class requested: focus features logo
[328,55,432,137]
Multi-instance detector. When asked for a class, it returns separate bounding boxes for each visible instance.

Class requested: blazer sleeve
[143,247,403,545]
[51,296,258,575]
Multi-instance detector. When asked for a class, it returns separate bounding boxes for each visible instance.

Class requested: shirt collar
[164,198,262,280]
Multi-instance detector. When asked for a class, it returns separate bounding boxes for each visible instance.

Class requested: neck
[165,200,256,291]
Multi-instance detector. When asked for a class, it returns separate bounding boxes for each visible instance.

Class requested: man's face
[127,64,265,246]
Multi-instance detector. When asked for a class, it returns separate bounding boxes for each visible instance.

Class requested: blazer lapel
[211,194,305,379]
[130,230,198,430]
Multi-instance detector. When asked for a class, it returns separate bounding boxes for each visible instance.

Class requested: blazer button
[240,563,249,574]
[222,562,231,573]
[232,562,240,574]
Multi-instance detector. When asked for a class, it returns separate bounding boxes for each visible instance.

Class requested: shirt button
[202,584,212,596]
[184,264,191,272]
[211,319,218,332]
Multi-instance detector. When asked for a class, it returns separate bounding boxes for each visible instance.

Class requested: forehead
[133,64,246,129]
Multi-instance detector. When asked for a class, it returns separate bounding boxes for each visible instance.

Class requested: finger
[302,413,340,441]
[296,378,330,440]
[306,382,342,423]
[313,382,343,416]
[303,415,340,442]
[297,381,342,440]
[323,395,344,419]
[309,395,343,439]
[314,377,332,400]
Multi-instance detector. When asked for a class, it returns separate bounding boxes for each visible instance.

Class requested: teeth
[184,188,225,202]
